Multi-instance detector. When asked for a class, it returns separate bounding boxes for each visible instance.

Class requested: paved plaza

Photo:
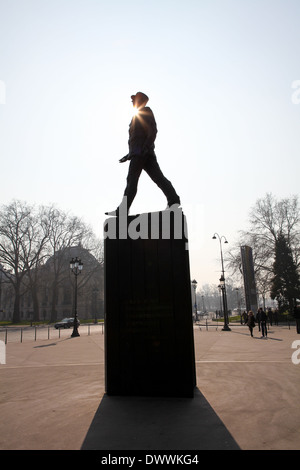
[0,323,299,450]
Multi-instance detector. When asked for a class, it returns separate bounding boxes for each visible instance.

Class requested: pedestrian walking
[259,307,268,338]
[256,309,261,332]
[246,310,256,337]
[267,307,273,326]
[294,304,300,334]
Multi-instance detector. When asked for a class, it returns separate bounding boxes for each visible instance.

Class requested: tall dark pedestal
[104,210,196,398]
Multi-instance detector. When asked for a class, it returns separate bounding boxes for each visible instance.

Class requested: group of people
[243,305,300,337]
[242,307,270,338]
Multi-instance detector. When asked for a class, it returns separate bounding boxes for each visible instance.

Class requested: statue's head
[131,92,149,109]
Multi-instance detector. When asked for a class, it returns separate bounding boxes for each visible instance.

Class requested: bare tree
[0,200,48,322]
[246,193,300,258]
[0,200,104,323]
[227,193,300,299]
[42,205,93,322]
[22,205,50,321]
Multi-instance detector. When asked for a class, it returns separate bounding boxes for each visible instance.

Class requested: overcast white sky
[1,0,300,289]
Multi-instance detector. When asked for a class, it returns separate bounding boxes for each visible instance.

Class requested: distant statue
[105,92,181,216]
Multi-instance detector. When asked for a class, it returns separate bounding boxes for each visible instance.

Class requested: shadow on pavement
[81,388,240,450]
[230,329,283,341]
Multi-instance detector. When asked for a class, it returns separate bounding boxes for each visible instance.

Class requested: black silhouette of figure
[267,307,273,326]
[246,310,256,337]
[294,304,300,334]
[259,307,268,338]
[106,92,181,216]
[256,309,261,331]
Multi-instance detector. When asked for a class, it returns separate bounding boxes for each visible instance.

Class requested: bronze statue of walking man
[106,92,181,216]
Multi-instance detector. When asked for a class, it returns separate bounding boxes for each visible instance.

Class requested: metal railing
[195,317,295,331]
[0,322,104,344]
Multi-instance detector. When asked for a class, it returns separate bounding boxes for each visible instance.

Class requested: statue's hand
[119,154,129,163]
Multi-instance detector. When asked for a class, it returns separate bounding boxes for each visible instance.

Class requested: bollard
[20,328,23,343]
[5,329,7,345]
[35,326,37,341]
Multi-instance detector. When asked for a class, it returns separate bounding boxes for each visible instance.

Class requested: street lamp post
[191,279,198,322]
[70,257,83,337]
[219,274,230,331]
[218,284,223,317]
[212,233,231,331]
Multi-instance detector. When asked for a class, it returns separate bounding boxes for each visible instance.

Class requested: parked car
[54,317,80,329]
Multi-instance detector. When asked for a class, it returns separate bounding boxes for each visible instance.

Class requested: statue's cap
[131,92,149,103]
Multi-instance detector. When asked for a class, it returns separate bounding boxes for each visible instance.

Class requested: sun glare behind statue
[132,106,139,116]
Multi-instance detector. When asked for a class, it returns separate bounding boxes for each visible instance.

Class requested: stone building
[0,246,104,323]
